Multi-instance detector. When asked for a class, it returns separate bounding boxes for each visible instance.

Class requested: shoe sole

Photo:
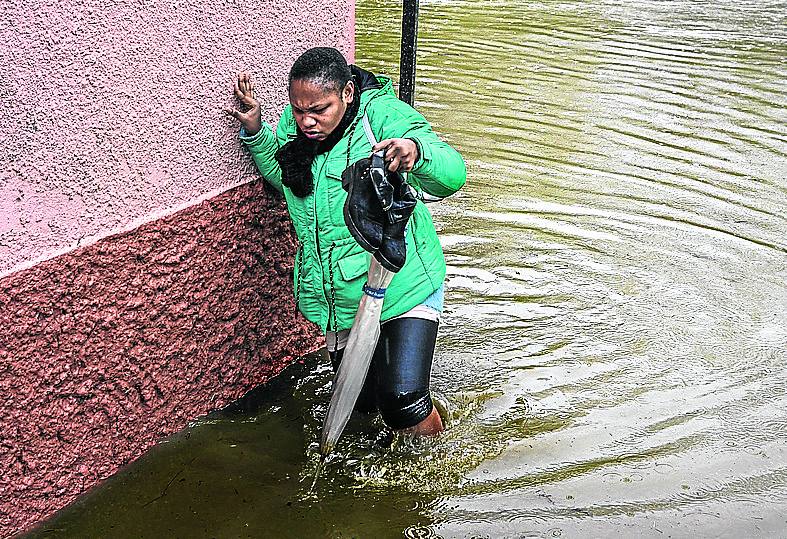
[374,249,401,273]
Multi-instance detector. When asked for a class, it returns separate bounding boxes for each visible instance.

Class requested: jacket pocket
[337,250,370,281]
[325,160,346,182]
[325,159,350,227]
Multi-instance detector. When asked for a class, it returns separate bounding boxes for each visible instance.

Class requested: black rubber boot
[374,175,418,272]
[341,157,385,253]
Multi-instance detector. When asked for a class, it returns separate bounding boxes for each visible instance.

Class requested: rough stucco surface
[0,181,322,536]
[0,0,354,276]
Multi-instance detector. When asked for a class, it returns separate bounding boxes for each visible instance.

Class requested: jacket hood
[351,66,395,120]
[351,65,383,94]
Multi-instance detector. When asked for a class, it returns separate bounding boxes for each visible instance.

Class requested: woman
[226,47,466,436]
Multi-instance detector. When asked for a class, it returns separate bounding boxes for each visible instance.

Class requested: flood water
[29,0,787,537]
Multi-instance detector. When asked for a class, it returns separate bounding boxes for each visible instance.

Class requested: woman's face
[289,78,354,141]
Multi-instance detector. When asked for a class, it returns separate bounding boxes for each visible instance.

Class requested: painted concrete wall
[0,0,354,276]
[0,0,354,535]
[0,185,322,535]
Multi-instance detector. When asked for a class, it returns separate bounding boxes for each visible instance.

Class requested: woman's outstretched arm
[225,72,285,193]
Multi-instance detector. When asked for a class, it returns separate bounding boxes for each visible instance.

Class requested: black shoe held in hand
[342,150,418,272]
[375,169,417,272]
[341,156,385,253]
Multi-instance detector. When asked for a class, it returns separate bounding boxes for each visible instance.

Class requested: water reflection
[362,0,786,536]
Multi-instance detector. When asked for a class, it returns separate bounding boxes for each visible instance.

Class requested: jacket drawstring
[294,241,304,321]
[327,242,338,336]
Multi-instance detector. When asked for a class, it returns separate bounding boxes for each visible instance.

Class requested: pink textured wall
[0,0,355,277]
[0,182,322,535]
[0,0,354,535]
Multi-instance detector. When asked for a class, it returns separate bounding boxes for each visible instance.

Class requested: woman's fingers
[241,72,254,97]
[373,139,394,152]
[375,138,420,171]
[233,72,254,98]
[387,154,402,172]
[378,141,416,171]
[231,72,260,109]
[233,75,241,98]
[226,73,262,133]
[383,146,398,170]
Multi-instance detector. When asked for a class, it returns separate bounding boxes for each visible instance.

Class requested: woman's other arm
[371,97,467,198]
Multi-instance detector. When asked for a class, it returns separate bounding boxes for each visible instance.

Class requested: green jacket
[241,74,466,333]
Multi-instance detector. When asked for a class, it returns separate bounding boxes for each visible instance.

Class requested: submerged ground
[28,0,787,537]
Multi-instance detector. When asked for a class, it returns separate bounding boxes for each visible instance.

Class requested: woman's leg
[371,317,443,435]
[328,347,378,414]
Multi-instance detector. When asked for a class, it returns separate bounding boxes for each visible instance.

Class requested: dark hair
[289,47,352,95]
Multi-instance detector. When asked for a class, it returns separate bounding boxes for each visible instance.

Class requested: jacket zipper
[313,156,328,329]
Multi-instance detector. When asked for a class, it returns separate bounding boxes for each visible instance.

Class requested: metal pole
[399,0,420,106]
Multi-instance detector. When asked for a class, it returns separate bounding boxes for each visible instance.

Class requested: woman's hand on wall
[225,72,262,136]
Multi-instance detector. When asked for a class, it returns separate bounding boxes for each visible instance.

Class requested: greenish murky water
[29,0,787,537]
